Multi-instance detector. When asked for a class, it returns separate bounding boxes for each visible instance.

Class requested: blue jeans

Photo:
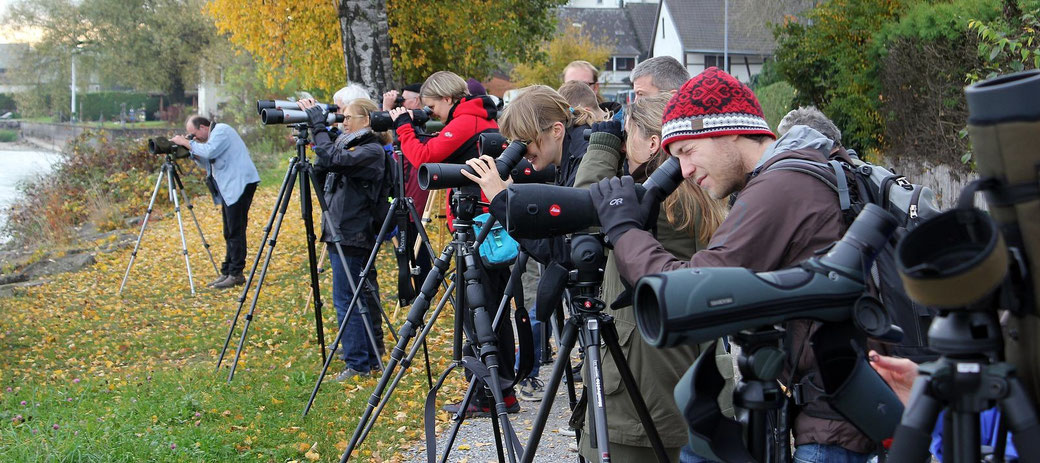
[329,251,383,372]
[793,444,872,463]
[679,444,718,462]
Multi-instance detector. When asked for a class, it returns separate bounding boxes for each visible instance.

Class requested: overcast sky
[0,0,42,43]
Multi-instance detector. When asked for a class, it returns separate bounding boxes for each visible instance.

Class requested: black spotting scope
[478,133,556,185]
[417,140,528,190]
[634,203,899,347]
[148,137,191,159]
[502,156,684,239]
[256,99,339,116]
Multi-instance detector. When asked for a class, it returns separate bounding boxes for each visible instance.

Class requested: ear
[551,121,566,139]
[649,134,661,154]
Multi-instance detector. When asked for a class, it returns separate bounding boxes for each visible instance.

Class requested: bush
[78,92,162,122]
[3,131,206,246]
[0,93,16,113]
[0,129,17,142]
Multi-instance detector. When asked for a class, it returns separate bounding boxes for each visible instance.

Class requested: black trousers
[220,182,258,276]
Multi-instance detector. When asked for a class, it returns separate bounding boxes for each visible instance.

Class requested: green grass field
[0,185,461,462]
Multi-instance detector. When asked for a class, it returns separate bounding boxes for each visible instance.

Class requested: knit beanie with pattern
[661,67,775,152]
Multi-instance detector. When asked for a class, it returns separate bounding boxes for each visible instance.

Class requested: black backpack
[764,149,941,362]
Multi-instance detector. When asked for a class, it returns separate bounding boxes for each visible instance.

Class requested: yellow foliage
[511,24,615,88]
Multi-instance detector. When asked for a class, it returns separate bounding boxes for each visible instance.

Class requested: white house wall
[684,52,766,83]
[653,2,683,63]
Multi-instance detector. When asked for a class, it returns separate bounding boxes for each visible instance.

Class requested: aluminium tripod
[523,234,668,463]
[215,124,396,382]
[302,151,445,417]
[119,153,219,295]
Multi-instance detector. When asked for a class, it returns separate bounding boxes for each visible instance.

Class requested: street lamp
[70,41,90,123]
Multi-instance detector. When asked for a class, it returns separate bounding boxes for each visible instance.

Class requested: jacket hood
[754,125,835,170]
[447,95,498,123]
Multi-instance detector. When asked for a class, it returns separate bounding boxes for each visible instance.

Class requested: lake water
[0,147,63,242]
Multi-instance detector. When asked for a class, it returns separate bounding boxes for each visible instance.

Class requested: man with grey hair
[332,83,371,108]
[630,55,691,100]
[777,106,843,147]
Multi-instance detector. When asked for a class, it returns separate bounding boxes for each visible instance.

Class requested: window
[603,59,614,71]
[705,54,728,71]
[615,57,636,71]
[661,18,665,39]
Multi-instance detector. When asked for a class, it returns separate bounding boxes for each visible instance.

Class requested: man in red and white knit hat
[590,67,878,462]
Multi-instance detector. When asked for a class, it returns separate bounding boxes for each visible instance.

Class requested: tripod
[889,307,1040,462]
[302,151,444,417]
[215,124,395,383]
[119,153,219,295]
[523,234,668,463]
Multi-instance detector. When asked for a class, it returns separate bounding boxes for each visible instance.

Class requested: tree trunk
[338,0,396,97]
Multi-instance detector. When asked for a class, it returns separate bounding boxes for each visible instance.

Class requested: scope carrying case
[473,212,520,268]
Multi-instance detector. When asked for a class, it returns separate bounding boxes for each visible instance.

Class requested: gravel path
[401,363,583,462]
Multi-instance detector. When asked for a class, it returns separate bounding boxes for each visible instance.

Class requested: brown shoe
[212,274,245,289]
[207,274,229,287]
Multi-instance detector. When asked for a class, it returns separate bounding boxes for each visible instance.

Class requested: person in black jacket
[300,97,390,382]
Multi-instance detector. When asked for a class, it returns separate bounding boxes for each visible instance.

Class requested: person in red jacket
[389,70,521,418]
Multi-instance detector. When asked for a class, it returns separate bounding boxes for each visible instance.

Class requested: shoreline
[0,138,63,153]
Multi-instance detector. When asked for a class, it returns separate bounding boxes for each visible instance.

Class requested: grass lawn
[0,184,463,462]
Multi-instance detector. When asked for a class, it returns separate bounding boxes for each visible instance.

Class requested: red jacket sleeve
[397,118,470,166]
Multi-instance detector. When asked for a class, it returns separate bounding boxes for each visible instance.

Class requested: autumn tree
[337,0,395,97]
[510,24,614,88]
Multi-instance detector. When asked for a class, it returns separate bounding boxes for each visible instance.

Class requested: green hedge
[78,92,162,121]
[0,93,15,113]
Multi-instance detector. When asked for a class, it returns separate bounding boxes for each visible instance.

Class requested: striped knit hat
[661,67,775,152]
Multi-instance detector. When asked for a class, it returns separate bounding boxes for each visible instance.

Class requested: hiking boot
[334,367,370,382]
[517,377,545,402]
[442,394,520,418]
[564,362,583,384]
[213,274,245,289]
[206,274,229,287]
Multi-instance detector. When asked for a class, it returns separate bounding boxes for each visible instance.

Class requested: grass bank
[0,184,463,461]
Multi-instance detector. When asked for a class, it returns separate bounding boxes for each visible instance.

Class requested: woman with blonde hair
[570,92,732,462]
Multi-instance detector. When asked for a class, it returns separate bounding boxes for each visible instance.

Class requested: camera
[417,139,528,190]
[501,157,684,239]
[371,108,432,132]
[148,137,191,159]
[583,127,626,141]
[256,99,345,126]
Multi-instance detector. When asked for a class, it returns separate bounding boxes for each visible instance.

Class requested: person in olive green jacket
[573,93,734,462]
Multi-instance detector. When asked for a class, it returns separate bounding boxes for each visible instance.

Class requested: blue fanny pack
[473,212,519,268]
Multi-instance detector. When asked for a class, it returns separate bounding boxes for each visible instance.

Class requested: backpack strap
[763,159,852,211]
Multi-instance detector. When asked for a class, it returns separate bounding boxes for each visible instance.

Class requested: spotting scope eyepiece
[418,140,528,190]
[634,203,898,347]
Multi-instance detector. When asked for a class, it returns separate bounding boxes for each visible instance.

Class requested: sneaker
[558,426,576,437]
[334,367,370,382]
[517,377,545,402]
[213,274,245,289]
[206,274,229,287]
[441,394,521,418]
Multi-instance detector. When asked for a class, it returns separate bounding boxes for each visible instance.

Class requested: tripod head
[449,186,486,225]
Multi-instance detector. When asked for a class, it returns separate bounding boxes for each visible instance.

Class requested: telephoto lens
[147,137,191,159]
[260,108,344,125]
[417,140,528,190]
[256,99,338,115]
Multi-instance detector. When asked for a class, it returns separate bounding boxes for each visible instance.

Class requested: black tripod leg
[601,320,670,463]
[1002,376,1040,460]
[217,157,296,370]
[299,169,328,365]
[523,317,581,463]
[226,161,300,382]
[889,375,944,462]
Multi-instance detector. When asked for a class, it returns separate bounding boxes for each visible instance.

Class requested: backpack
[764,148,941,362]
[472,212,520,269]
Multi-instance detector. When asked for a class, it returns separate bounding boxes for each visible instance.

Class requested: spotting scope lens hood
[260,108,345,126]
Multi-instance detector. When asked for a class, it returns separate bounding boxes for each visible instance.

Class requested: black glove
[305,106,327,131]
[590,120,623,140]
[589,176,647,246]
[393,111,414,131]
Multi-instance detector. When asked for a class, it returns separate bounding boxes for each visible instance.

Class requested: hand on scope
[590,176,647,246]
[170,134,191,148]
[590,120,623,140]
[868,350,918,406]
[461,155,512,201]
[297,98,328,130]
[382,90,399,111]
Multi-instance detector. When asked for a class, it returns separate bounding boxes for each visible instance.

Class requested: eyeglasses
[583,81,597,86]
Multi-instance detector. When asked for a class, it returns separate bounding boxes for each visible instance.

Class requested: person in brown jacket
[588,67,876,462]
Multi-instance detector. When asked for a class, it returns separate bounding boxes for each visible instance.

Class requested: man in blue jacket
[172,115,260,289]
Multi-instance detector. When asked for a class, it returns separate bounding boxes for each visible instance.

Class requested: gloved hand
[589,175,647,246]
[590,120,623,140]
[304,106,328,131]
